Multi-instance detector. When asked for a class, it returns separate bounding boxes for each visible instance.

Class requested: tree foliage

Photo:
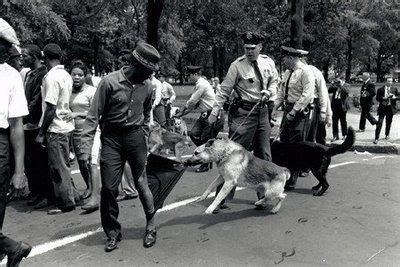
[1,0,399,81]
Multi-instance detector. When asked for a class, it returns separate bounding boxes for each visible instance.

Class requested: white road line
[0,158,381,263]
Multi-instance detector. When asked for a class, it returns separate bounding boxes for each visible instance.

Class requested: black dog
[271,127,355,196]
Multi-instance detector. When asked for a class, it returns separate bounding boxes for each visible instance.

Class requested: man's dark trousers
[332,108,347,138]
[25,128,54,200]
[375,105,393,140]
[100,128,155,239]
[359,104,377,130]
[0,130,20,255]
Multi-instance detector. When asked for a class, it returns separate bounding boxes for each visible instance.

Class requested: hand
[64,113,74,122]
[10,172,28,197]
[260,90,270,104]
[319,112,326,122]
[271,108,278,121]
[208,114,217,125]
[35,132,46,147]
[326,120,332,127]
[285,110,296,122]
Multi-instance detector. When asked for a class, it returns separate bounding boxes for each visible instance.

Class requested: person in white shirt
[177,66,224,173]
[158,73,176,128]
[35,43,80,214]
[0,18,32,265]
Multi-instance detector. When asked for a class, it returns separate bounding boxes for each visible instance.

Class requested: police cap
[281,46,307,57]
[186,65,202,74]
[241,32,264,47]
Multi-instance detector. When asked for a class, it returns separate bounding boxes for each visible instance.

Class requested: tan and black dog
[185,138,291,214]
[148,123,191,162]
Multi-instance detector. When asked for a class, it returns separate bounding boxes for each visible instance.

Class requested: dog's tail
[327,127,355,156]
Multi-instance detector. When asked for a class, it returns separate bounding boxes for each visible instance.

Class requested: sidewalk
[273,111,400,154]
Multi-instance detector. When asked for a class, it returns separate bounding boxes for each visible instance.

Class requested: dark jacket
[23,65,48,125]
[376,86,399,115]
[329,82,350,112]
[359,80,376,107]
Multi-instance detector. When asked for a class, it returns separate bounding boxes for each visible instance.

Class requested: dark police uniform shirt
[80,68,154,155]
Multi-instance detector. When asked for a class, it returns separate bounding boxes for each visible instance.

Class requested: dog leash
[229,100,261,140]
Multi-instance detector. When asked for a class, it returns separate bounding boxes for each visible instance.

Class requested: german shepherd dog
[271,127,355,196]
[148,123,191,162]
[185,138,291,214]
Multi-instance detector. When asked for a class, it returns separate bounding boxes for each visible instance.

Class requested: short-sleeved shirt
[212,54,278,116]
[70,83,97,130]
[161,81,175,102]
[39,65,74,133]
[186,77,215,112]
[0,63,29,129]
[276,61,315,112]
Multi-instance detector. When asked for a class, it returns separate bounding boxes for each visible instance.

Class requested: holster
[227,98,242,114]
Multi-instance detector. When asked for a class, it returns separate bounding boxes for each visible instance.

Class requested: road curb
[329,142,400,154]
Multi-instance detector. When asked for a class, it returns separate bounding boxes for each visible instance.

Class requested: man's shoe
[143,229,157,248]
[81,203,99,213]
[7,241,32,267]
[385,136,390,140]
[373,139,378,144]
[116,194,138,202]
[104,235,121,252]
[342,135,347,140]
[195,164,209,173]
[33,198,50,210]
[27,195,43,206]
[356,129,365,133]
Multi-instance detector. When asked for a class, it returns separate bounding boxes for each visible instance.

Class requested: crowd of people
[0,15,398,266]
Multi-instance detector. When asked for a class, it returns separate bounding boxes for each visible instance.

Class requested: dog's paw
[196,196,206,202]
[270,207,280,214]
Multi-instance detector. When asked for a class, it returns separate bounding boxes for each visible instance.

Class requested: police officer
[273,46,315,190]
[208,32,278,211]
[177,66,223,173]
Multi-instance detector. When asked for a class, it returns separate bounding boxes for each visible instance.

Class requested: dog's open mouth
[184,156,206,166]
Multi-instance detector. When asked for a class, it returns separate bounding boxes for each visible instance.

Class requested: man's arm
[262,60,278,101]
[9,117,28,190]
[211,63,237,116]
[293,69,315,112]
[36,103,56,145]
[80,79,109,157]
[143,88,155,136]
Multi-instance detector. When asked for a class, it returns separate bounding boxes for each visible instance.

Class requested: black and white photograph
[0,0,399,265]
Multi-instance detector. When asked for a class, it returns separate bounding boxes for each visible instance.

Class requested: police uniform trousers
[280,103,311,186]
[0,129,20,255]
[100,127,155,239]
[189,111,224,147]
[375,105,394,140]
[306,101,326,145]
[280,103,310,143]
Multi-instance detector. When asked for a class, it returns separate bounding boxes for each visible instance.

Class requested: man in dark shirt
[21,44,54,208]
[80,42,159,252]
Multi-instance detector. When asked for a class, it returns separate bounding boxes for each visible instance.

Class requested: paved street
[2,152,400,266]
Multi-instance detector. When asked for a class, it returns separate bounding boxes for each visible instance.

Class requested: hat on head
[9,44,21,57]
[0,18,19,46]
[132,42,160,71]
[43,43,62,59]
[281,46,307,57]
[186,65,202,74]
[241,32,264,46]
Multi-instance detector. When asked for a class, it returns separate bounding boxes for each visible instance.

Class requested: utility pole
[289,0,304,48]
